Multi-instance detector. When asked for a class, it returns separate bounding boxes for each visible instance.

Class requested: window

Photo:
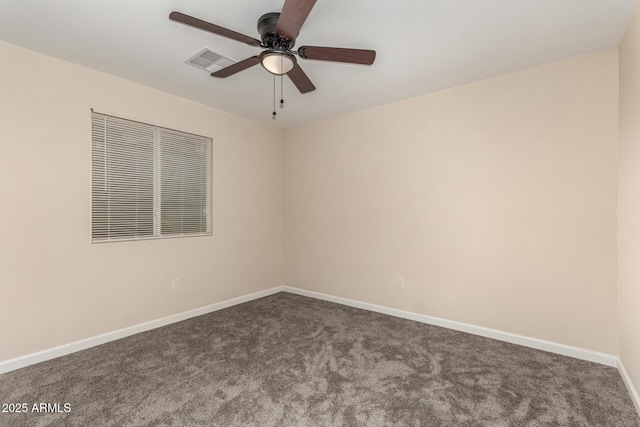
[91,111,212,242]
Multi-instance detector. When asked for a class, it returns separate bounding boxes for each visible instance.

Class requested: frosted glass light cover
[261,52,295,75]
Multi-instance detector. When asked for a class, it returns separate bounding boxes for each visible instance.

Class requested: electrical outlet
[396,275,405,289]
[171,278,181,292]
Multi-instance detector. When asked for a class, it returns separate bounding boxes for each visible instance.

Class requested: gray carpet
[0,292,638,426]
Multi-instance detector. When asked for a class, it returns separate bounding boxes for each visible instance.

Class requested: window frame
[90,110,213,243]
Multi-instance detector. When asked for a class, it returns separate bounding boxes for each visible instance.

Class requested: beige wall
[0,40,283,362]
[0,36,625,369]
[284,49,619,355]
[619,4,640,405]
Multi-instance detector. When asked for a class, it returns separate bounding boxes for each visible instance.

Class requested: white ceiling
[0,0,637,128]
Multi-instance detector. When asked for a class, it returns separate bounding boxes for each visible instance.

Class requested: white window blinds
[91,112,212,242]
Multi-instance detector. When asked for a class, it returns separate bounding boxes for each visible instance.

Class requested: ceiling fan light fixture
[260,50,296,75]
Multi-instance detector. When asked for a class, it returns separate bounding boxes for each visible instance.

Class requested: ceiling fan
[169,0,376,94]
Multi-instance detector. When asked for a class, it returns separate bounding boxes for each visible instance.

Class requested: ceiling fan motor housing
[258,13,294,49]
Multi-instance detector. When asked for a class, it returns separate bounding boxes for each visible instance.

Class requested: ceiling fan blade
[170,12,262,47]
[275,0,317,41]
[211,56,260,78]
[287,63,316,93]
[298,46,376,65]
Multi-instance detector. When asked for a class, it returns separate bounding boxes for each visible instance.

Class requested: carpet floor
[0,292,638,426]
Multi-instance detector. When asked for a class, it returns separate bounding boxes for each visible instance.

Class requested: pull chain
[272,74,276,120]
[271,57,285,119]
[280,73,284,109]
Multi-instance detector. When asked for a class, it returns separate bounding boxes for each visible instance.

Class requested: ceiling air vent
[186,48,235,72]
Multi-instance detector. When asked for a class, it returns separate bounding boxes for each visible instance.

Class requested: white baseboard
[0,284,620,376]
[282,286,618,367]
[619,359,640,416]
[0,286,285,375]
